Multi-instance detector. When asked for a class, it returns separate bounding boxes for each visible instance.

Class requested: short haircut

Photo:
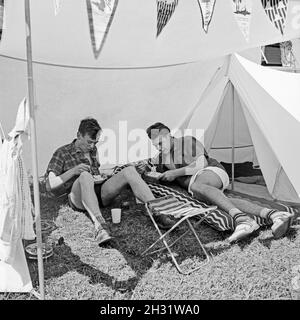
[78,117,101,140]
[146,122,170,140]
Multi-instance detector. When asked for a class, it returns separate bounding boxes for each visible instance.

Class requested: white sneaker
[270,211,294,239]
[228,219,259,243]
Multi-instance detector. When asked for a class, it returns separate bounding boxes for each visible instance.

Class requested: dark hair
[78,117,101,140]
[146,122,170,139]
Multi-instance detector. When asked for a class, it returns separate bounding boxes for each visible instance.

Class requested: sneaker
[269,211,295,239]
[228,218,259,244]
[153,212,176,230]
[94,227,112,245]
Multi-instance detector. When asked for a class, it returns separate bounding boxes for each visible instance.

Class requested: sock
[94,214,106,226]
[260,208,276,221]
[229,208,250,226]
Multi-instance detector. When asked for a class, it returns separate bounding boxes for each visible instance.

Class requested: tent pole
[24,0,45,300]
[177,64,224,131]
[231,81,235,191]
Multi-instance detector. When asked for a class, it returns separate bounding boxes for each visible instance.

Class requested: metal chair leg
[142,204,215,274]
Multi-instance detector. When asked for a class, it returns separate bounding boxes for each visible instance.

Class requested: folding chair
[141,195,217,275]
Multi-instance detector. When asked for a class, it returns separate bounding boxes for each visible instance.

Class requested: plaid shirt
[45,139,100,195]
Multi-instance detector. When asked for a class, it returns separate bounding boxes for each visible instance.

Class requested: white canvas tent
[180,53,300,204]
[1,0,300,298]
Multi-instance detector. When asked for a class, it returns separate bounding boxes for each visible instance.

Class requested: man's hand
[159,170,179,182]
[72,163,91,175]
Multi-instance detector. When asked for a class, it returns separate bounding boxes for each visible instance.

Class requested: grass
[1,184,300,300]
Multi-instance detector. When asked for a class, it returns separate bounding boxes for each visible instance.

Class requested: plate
[93,174,107,182]
[27,252,53,260]
[144,171,162,182]
[25,242,53,259]
[146,172,162,178]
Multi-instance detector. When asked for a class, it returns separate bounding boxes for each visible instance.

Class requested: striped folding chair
[141,195,217,275]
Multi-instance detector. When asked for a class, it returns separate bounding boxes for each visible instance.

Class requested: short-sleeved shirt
[153,136,225,185]
[45,139,100,196]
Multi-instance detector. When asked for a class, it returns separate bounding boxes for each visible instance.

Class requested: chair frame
[141,203,217,275]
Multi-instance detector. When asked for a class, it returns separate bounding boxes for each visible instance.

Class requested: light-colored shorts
[188,166,230,196]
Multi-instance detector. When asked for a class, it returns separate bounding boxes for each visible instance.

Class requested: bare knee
[78,171,94,185]
[122,166,139,181]
[191,183,207,195]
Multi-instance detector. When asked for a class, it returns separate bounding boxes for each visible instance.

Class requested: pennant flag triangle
[157,0,179,37]
[86,0,119,59]
[232,0,253,42]
[197,0,217,33]
[261,0,289,35]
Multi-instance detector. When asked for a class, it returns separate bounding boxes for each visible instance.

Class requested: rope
[0,53,200,70]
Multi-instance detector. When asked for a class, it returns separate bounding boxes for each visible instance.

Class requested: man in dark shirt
[146,122,294,243]
[45,118,175,246]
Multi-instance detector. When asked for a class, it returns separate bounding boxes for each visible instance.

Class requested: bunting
[197,0,216,33]
[261,0,289,35]
[232,0,253,42]
[86,0,119,59]
[156,0,179,37]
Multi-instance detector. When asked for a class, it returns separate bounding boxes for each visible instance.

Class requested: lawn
[1,184,300,300]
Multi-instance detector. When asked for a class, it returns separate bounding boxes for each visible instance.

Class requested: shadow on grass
[257,226,299,249]
[31,182,300,297]
[26,190,142,295]
[26,185,236,296]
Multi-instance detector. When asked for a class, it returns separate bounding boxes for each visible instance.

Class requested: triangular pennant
[232,0,253,42]
[261,0,289,35]
[86,0,119,59]
[156,0,179,37]
[197,0,216,33]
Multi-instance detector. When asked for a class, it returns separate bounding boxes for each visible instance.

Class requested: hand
[159,170,178,182]
[72,163,91,175]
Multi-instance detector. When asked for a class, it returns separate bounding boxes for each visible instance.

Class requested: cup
[111,208,121,224]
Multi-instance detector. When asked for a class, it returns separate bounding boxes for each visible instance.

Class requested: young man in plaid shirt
[45,118,175,245]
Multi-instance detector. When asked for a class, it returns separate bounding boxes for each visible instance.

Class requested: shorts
[188,166,230,196]
[68,183,105,212]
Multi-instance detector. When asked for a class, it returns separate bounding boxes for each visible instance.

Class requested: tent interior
[1,0,300,206]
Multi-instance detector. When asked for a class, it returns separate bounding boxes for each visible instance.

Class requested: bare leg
[190,171,242,214]
[69,172,105,225]
[230,198,268,217]
[69,172,112,246]
[190,170,259,242]
[101,166,175,229]
[101,166,155,206]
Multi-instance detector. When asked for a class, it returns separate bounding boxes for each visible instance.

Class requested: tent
[179,53,300,204]
[1,0,300,298]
